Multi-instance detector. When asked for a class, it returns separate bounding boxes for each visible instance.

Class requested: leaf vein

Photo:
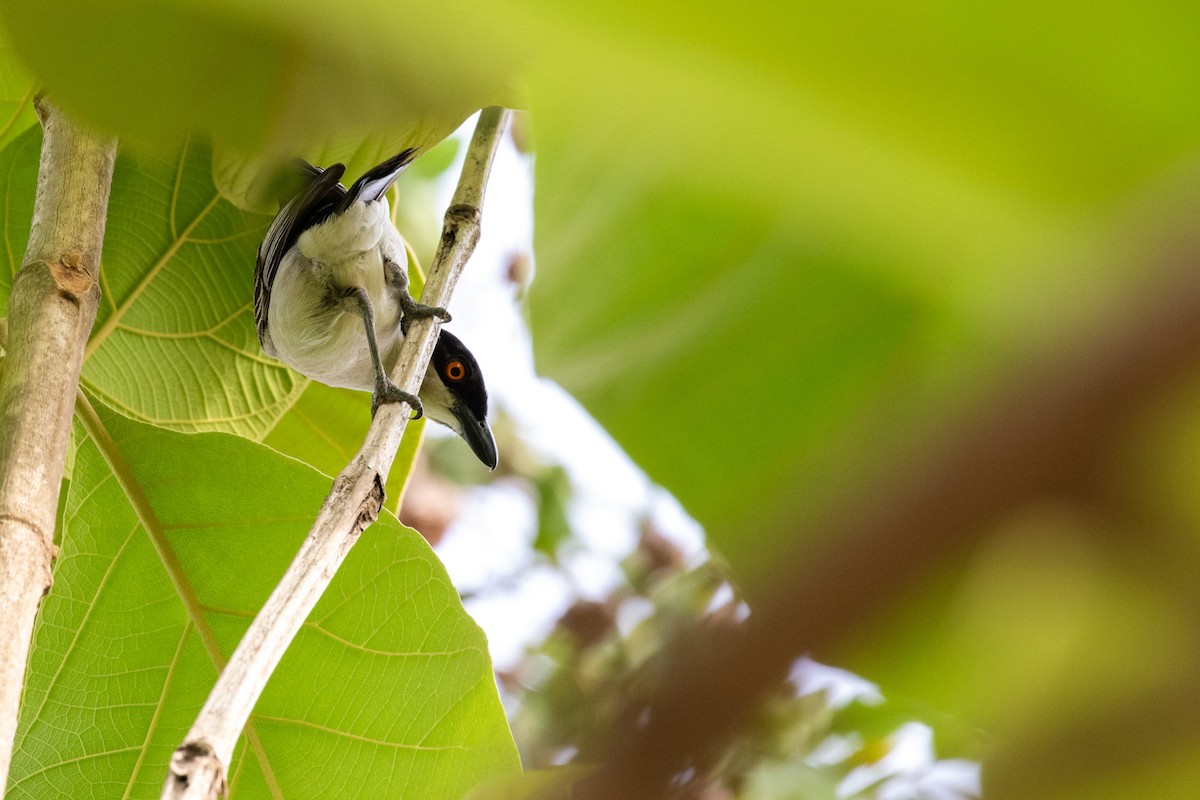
[251,715,469,751]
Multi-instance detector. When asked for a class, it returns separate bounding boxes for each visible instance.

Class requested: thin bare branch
[0,97,117,795]
[161,107,511,800]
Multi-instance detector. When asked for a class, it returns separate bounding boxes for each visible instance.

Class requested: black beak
[453,403,498,470]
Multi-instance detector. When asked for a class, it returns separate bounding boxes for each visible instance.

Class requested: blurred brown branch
[576,250,1200,798]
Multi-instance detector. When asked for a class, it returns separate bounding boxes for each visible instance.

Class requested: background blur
[4,2,1200,798]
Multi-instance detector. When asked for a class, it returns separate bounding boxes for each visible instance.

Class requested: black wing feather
[254,148,421,352]
[254,162,347,351]
[334,148,419,214]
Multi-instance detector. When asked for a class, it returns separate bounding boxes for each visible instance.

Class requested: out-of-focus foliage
[0,1,509,211]
[524,3,1200,573]
[0,1,515,152]
[496,530,976,799]
[516,5,1200,799]
[0,41,32,151]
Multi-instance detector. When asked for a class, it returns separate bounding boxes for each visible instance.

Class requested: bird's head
[419,329,497,470]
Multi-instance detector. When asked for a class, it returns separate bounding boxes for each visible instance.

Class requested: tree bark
[0,98,117,794]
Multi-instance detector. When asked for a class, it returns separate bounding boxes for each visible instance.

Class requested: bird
[254,149,498,469]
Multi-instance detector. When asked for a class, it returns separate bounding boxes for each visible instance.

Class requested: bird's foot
[398,296,451,334]
[371,378,423,419]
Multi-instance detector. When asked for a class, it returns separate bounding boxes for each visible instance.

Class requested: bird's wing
[335,148,419,213]
[254,162,347,351]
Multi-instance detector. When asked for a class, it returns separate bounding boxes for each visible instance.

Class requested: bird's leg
[340,285,423,419]
[384,258,451,335]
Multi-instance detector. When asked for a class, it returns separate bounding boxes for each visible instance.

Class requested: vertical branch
[0,98,117,792]
[161,107,510,800]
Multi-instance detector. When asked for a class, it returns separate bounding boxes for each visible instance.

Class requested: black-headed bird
[255,150,497,469]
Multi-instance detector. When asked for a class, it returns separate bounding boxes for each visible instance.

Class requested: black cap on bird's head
[421,329,498,470]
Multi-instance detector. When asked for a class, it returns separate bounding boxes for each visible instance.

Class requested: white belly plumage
[266,248,403,392]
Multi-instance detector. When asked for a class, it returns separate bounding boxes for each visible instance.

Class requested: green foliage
[264,381,427,515]
[0,1,511,154]
[531,467,572,559]
[4,2,1200,798]
[0,121,36,310]
[512,4,1200,797]
[89,138,296,438]
[8,399,517,798]
[0,2,504,213]
[0,29,517,795]
[0,127,301,438]
[0,41,33,151]
[524,2,1200,574]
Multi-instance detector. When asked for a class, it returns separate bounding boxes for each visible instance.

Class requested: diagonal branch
[0,97,116,795]
[160,106,511,800]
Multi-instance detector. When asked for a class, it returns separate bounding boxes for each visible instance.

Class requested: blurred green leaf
[0,123,37,316]
[523,3,1200,573]
[532,467,572,559]
[0,41,34,151]
[407,137,463,180]
[851,513,1192,764]
[8,397,518,798]
[1022,739,1200,800]
[213,128,466,214]
[502,6,1200,795]
[0,1,516,147]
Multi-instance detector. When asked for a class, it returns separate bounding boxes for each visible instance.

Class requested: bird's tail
[335,148,419,213]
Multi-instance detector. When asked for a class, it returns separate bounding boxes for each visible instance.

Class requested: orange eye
[445,360,466,381]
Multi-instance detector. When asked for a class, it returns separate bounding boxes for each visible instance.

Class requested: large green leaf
[264,381,426,515]
[0,126,305,438]
[84,136,300,439]
[522,3,1200,569]
[0,1,514,154]
[508,4,1200,794]
[8,396,518,798]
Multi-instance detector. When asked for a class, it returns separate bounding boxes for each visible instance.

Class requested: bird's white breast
[267,200,406,391]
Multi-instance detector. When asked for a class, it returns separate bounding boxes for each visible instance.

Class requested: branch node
[165,741,227,799]
[33,92,48,126]
[356,472,385,531]
[49,250,95,295]
[445,203,482,226]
